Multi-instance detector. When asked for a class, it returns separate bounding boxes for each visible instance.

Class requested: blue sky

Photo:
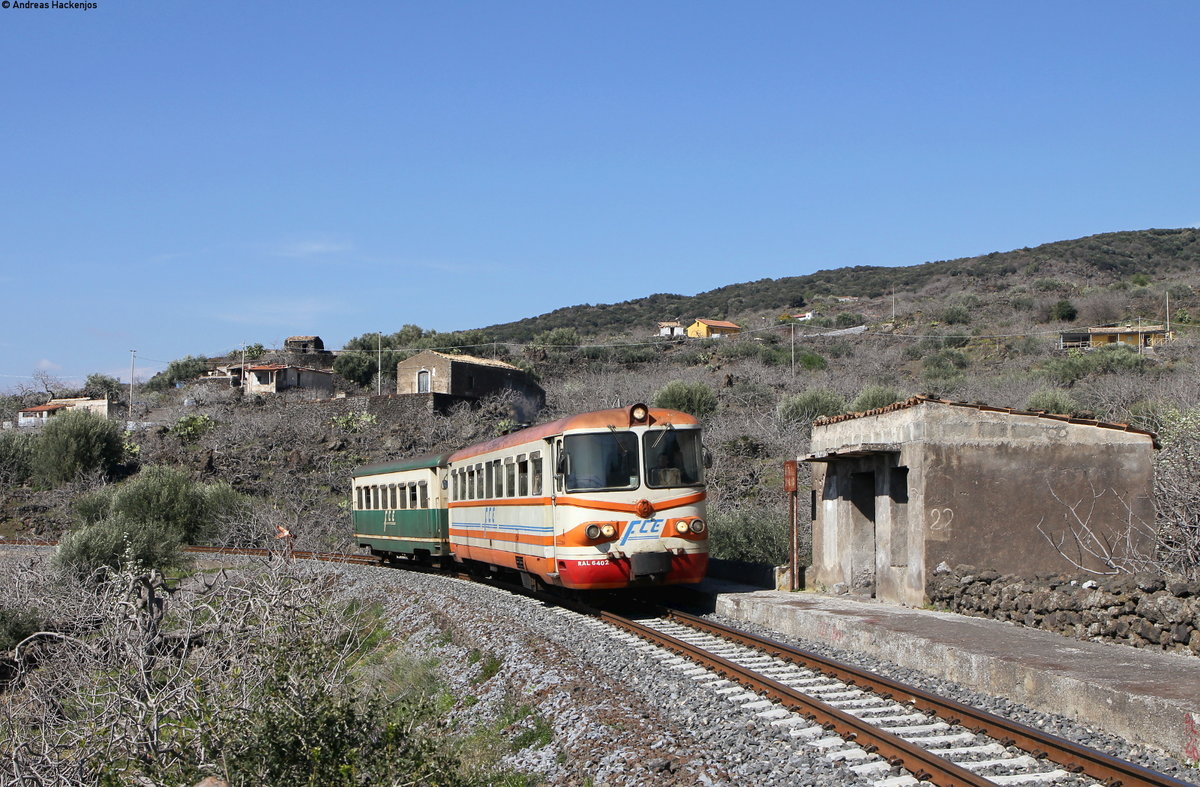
[2,1,1197,387]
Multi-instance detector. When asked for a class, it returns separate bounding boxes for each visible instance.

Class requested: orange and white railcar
[447,404,708,590]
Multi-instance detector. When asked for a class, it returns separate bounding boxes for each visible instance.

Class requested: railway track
[580,607,1192,787]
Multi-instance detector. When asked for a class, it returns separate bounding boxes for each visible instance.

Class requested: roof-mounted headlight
[630,404,649,425]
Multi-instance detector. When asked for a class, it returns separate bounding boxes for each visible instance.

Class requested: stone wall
[927,563,1200,656]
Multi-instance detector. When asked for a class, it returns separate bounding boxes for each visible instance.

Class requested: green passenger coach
[351,452,452,562]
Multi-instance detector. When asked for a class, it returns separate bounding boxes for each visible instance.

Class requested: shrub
[849,384,906,412]
[172,413,215,443]
[0,430,35,485]
[707,509,791,564]
[778,389,846,424]
[1050,299,1078,321]
[83,373,124,400]
[31,410,124,486]
[532,327,580,347]
[144,355,210,391]
[333,352,375,388]
[75,465,246,543]
[1042,343,1149,384]
[653,381,718,417]
[0,607,42,651]
[1025,389,1079,415]
[54,514,188,578]
[59,466,248,577]
[939,305,971,325]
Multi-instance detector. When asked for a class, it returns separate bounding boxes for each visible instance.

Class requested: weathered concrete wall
[808,401,1157,606]
[928,564,1200,656]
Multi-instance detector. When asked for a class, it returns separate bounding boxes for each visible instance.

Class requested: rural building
[284,335,326,354]
[240,364,334,396]
[1059,324,1172,350]
[803,397,1157,607]
[17,397,110,427]
[657,321,685,337]
[395,350,545,418]
[686,319,742,339]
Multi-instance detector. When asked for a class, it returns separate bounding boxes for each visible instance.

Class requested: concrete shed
[804,397,1158,607]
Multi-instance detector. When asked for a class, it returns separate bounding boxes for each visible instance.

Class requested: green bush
[333,352,376,388]
[83,373,124,400]
[59,466,248,578]
[54,514,189,578]
[75,465,245,543]
[939,305,971,325]
[0,430,35,485]
[172,413,215,443]
[531,327,580,347]
[1025,389,1079,415]
[707,509,792,564]
[849,384,906,413]
[653,380,718,417]
[1050,299,1078,321]
[31,410,124,486]
[0,607,42,651]
[144,355,210,391]
[1042,343,1149,384]
[778,389,846,424]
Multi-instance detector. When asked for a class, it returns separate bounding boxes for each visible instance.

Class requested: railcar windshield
[644,428,704,488]
[563,432,639,492]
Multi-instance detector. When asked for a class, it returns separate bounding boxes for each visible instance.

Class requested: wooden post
[784,460,799,591]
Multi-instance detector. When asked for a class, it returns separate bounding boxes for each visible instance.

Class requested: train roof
[448,406,700,463]
[352,451,454,478]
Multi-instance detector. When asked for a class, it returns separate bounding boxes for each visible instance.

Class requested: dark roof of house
[813,395,1159,448]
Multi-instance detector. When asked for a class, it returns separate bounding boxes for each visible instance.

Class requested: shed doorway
[849,470,876,597]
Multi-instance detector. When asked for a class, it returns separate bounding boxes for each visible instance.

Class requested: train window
[419,482,428,508]
[530,452,542,496]
[563,432,638,492]
[485,462,495,499]
[517,456,528,496]
[368,486,376,509]
[505,461,516,498]
[355,487,363,510]
[476,463,484,499]
[466,468,474,500]
[409,484,419,509]
[644,428,705,488]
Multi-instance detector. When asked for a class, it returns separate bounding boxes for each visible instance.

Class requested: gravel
[333,564,874,786]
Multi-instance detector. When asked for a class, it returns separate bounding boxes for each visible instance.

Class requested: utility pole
[240,343,246,390]
[376,333,382,395]
[892,285,896,322]
[128,350,136,423]
[790,322,795,378]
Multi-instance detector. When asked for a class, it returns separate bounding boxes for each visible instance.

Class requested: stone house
[395,350,544,418]
[803,397,1157,607]
[240,364,334,396]
[284,335,325,354]
[657,321,685,337]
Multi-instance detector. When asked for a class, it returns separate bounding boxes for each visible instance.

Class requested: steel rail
[669,610,1194,787]
[599,609,995,787]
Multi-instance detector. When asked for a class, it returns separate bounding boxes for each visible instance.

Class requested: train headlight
[674,521,690,535]
[689,519,706,534]
[630,404,649,424]
[585,524,602,540]
[600,523,616,538]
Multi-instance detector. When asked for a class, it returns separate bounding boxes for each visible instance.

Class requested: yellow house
[1060,324,1172,350]
[686,319,742,339]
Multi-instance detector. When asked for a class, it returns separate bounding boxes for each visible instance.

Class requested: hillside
[481,228,1200,341]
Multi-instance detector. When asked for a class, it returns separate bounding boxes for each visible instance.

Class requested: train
[351,403,709,590]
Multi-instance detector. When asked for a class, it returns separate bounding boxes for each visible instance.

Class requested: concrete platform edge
[714,589,1200,762]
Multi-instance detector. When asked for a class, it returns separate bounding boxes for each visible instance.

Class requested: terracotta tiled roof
[424,351,520,370]
[19,403,70,414]
[696,319,741,330]
[813,395,1159,447]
